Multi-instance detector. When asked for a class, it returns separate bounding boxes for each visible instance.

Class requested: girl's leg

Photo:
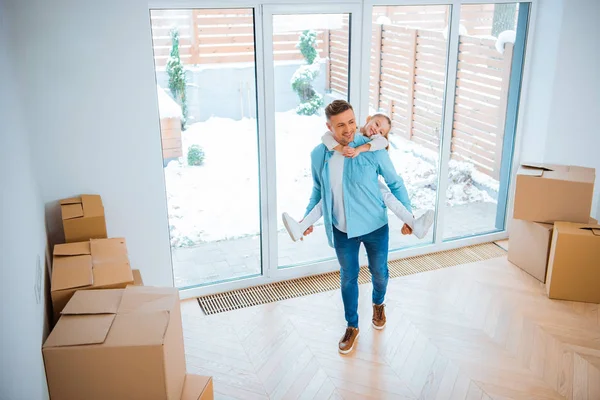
[377,181,415,226]
[300,200,323,229]
[282,200,323,241]
[377,181,434,240]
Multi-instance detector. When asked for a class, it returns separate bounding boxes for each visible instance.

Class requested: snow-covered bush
[290,30,323,116]
[187,144,205,166]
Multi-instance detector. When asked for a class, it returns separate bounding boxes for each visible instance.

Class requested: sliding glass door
[148,1,532,294]
[262,4,363,272]
[441,3,530,241]
[266,9,354,268]
[149,8,263,288]
[367,5,451,251]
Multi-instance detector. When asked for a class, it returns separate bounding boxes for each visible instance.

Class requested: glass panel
[369,5,450,250]
[274,13,350,268]
[150,9,262,288]
[443,3,528,240]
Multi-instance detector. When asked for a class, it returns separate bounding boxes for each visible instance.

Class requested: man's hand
[299,218,313,240]
[401,223,413,235]
[300,225,314,240]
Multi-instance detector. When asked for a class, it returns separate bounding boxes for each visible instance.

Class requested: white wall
[518,0,600,219]
[9,0,174,286]
[518,0,563,163]
[543,0,600,218]
[0,1,50,398]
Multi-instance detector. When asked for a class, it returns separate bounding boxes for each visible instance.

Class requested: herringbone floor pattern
[180,256,600,399]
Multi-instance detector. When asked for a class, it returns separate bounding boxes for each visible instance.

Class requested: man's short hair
[325,100,353,120]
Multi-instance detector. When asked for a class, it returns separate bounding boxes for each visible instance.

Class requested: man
[303,100,413,354]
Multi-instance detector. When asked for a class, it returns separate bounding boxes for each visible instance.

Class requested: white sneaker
[282,212,303,242]
[413,210,434,239]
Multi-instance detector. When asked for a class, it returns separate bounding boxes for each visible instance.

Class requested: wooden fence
[151,9,511,178]
[151,9,328,66]
[367,25,513,179]
[372,4,495,37]
[453,37,513,177]
[328,15,350,95]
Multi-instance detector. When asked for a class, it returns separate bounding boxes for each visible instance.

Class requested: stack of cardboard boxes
[50,237,134,322]
[508,163,600,303]
[43,194,213,400]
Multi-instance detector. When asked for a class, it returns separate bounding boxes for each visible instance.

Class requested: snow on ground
[164,110,497,247]
[386,136,496,212]
[164,116,261,247]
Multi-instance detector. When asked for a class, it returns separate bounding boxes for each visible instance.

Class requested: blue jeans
[333,224,389,328]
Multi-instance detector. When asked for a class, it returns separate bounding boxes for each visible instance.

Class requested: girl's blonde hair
[370,112,392,139]
[368,112,392,150]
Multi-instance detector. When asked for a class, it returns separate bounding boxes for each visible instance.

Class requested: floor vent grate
[197,242,507,315]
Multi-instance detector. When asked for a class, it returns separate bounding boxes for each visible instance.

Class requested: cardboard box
[43,286,186,400]
[508,219,553,282]
[508,216,598,282]
[513,163,595,223]
[60,194,108,242]
[546,222,600,303]
[51,238,134,321]
[181,375,214,400]
[131,269,144,286]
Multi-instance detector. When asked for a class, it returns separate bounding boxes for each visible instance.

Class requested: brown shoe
[338,327,360,354]
[372,303,386,330]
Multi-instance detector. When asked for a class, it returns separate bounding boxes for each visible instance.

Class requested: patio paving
[172,202,499,288]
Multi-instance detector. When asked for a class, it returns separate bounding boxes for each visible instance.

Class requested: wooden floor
[180,256,600,400]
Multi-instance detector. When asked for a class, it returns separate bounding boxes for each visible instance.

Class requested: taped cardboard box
[508,219,553,282]
[131,269,144,286]
[508,217,598,283]
[513,163,595,223]
[51,238,133,322]
[181,374,214,400]
[43,286,186,400]
[60,194,108,242]
[546,222,600,303]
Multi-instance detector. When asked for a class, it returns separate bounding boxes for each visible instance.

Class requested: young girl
[282,113,434,241]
